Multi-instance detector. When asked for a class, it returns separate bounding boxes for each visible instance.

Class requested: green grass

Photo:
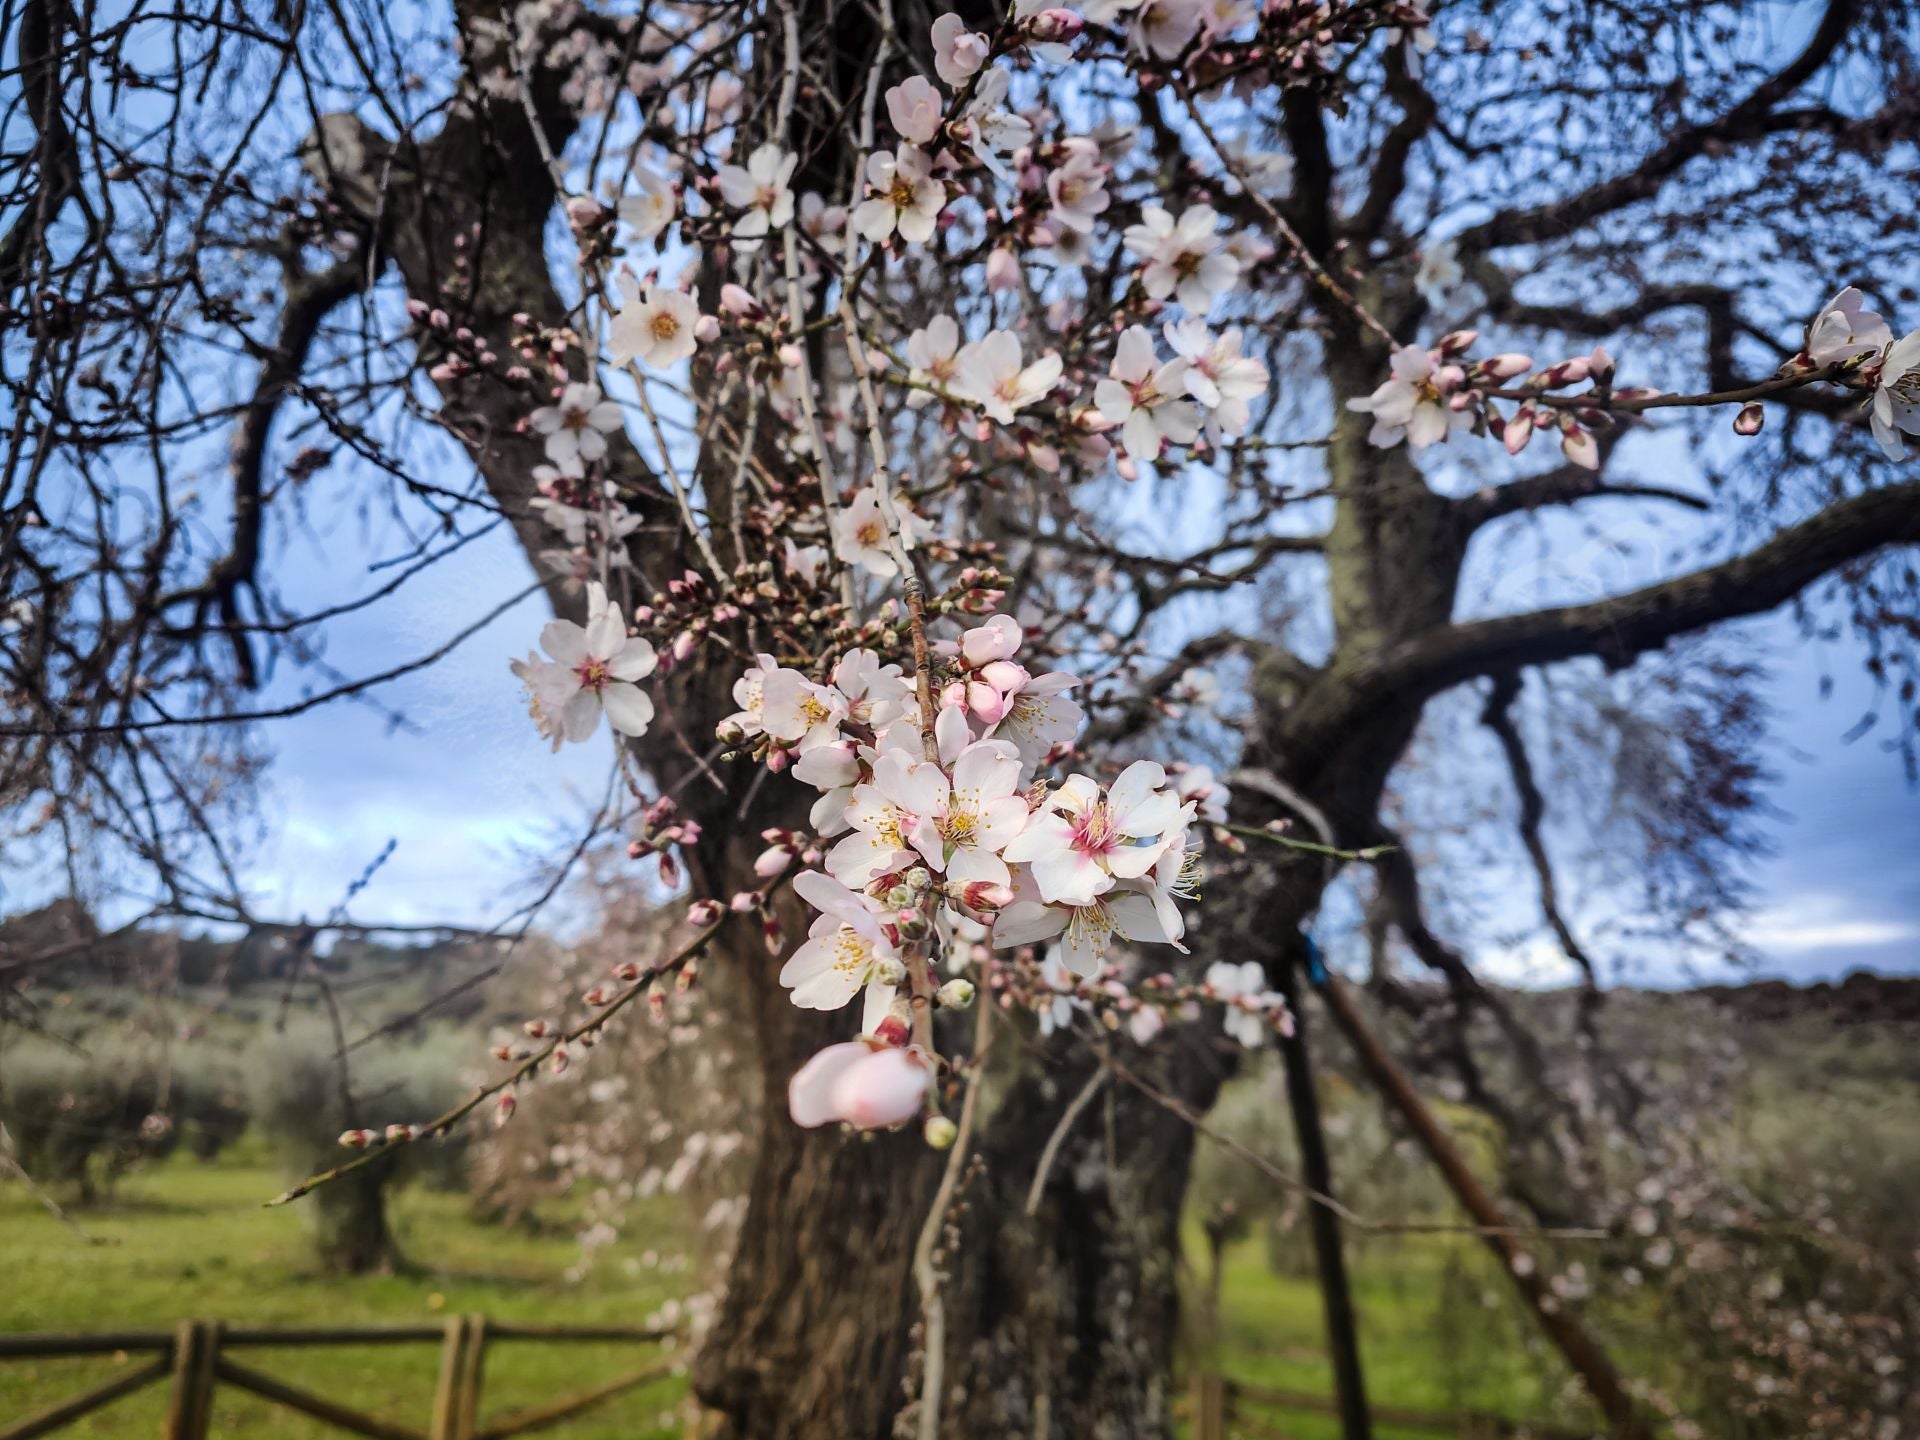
[0,1142,692,1438]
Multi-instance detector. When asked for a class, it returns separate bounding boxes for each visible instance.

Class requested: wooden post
[1318,975,1653,1440]
[1277,953,1373,1440]
[451,1320,491,1440]
[1191,1371,1228,1440]
[164,1319,221,1440]
[431,1316,475,1440]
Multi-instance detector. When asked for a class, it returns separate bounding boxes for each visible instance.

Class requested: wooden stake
[1317,975,1653,1440]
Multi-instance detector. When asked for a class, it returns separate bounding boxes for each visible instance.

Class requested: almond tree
[4,0,1917,1436]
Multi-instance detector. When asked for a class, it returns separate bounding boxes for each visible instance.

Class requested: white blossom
[1123,204,1239,314]
[953,330,1063,424]
[715,143,797,252]
[529,383,623,469]
[608,275,700,369]
[851,146,944,246]
[509,581,656,748]
[1095,325,1201,459]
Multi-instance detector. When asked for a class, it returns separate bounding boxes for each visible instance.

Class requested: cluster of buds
[404,297,503,386]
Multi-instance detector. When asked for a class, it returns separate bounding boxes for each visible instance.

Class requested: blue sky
[150,495,1917,989]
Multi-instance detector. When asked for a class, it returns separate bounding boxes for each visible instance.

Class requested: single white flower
[1870,328,1920,460]
[833,486,918,577]
[886,75,943,147]
[827,753,923,888]
[783,537,828,586]
[986,672,1082,771]
[1414,237,1465,314]
[1345,344,1472,451]
[931,13,990,86]
[851,146,944,246]
[905,315,963,409]
[510,581,656,748]
[961,70,1033,181]
[953,330,1063,424]
[1807,287,1893,369]
[1046,139,1111,234]
[715,143,797,252]
[608,274,700,369]
[617,165,676,239]
[1164,319,1269,440]
[529,383,623,469]
[1123,204,1238,314]
[761,668,848,752]
[1001,760,1191,906]
[780,872,905,1034]
[1095,325,1201,459]
[1205,960,1284,1048]
[893,736,1030,886]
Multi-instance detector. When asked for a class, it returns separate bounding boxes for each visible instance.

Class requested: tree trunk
[315,1163,402,1275]
[695,947,1224,1440]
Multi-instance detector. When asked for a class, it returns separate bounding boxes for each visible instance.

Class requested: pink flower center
[575,657,610,692]
[1070,801,1119,858]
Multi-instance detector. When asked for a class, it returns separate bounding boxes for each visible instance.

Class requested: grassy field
[0,1141,691,1438]
[0,1141,1604,1440]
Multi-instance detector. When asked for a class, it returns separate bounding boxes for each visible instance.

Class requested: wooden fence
[1187,1372,1592,1440]
[0,1317,676,1440]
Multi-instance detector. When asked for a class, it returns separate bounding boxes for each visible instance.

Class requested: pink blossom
[789,1041,929,1129]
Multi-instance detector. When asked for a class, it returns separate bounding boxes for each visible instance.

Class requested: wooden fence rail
[0,1317,676,1440]
[1188,1371,1594,1440]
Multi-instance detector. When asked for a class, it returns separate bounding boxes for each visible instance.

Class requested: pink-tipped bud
[405,299,430,321]
[648,991,668,1023]
[493,1093,517,1128]
[956,880,1016,912]
[338,1128,376,1149]
[564,195,607,233]
[582,986,612,1007]
[720,283,760,317]
[1733,402,1764,436]
[523,1018,555,1038]
[1435,329,1479,357]
[612,961,642,982]
[687,898,725,927]
[1481,352,1533,380]
[1503,409,1534,455]
[550,1046,570,1076]
[1589,346,1615,387]
[762,917,784,954]
[1023,6,1084,41]
[385,1124,418,1143]
[676,959,699,993]
[755,845,794,878]
[694,314,721,343]
[1561,425,1600,471]
[729,890,760,913]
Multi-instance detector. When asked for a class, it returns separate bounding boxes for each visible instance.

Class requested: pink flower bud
[1588,346,1615,387]
[1503,409,1534,455]
[612,961,642,982]
[1561,425,1599,470]
[1733,402,1764,436]
[405,299,430,321]
[493,1093,517,1128]
[564,195,606,232]
[688,898,724,926]
[338,1128,376,1149]
[384,1124,418,1143]
[788,1042,929,1129]
[1482,352,1533,380]
[755,845,794,878]
[1024,6,1084,41]
[694,314,721,342]
[583,986,612,1007]
[550,1046,570,1076]
[958,880,1015,911]
[720,283,760,317]
[729,891,759,913]
[524,1019,554,1038]
[1435,329,1479,357]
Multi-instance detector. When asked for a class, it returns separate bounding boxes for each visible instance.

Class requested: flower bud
[687,898,724,926]
[1023,7,1083,41]
[384,1124,419,1143]
[924,1114,959,1149]
[338,1128,376,1149]
[874,956,908,986]
[754,845,794,878]
[1733,402,1764,436]
[493,1092,517,1128]
[937,978,976,1009]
